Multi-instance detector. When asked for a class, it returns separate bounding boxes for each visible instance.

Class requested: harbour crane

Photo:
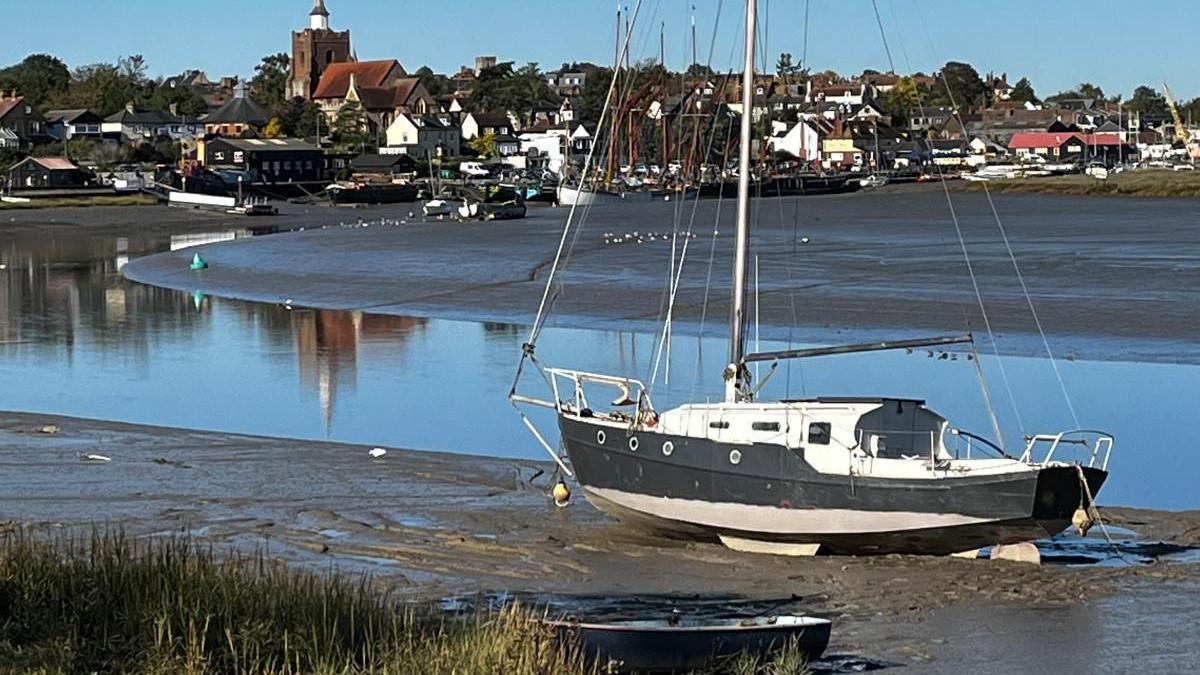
[1162,81,1190,145]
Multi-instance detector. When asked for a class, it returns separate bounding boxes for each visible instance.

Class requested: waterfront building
[202,137,325,182]
[1007,131,1135,165]
[287,0,353,100]
[6,156,86,189]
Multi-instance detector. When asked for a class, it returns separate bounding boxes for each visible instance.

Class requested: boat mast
[726,0,756,402]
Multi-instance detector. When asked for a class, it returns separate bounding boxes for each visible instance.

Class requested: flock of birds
[601,231,699,246]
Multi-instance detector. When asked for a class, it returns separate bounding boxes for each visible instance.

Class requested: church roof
[313,60,402,100]
[310,0,329,17]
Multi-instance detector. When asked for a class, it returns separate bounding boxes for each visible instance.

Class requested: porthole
[729,449,742,465]
[596,430,606,445]
[662,440,675,456]
[628,436,639,452]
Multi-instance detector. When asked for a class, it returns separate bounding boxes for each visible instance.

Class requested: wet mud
[2,412,1197,671]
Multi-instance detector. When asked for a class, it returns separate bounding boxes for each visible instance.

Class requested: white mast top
[726,0,757,403]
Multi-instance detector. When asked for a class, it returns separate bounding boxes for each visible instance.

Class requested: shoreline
[2,410,1197,670]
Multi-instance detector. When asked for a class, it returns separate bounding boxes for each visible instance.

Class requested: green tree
[1009,77,1037,103]
[250,53,290,108]
[883,76,922,126]
[574,65,613,129]
[332,100,370,151]
[1077,82,1105,101]
[930,61,985,111]
[468,132,496,158]
[776,53,799,84]
[0,54,71,106]
[414,66,447,98]
[150,83,208,117]
[272,97,324,139]
[1128,85,1168,116]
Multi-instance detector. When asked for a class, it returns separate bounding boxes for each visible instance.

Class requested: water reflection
[0,227,1195,510]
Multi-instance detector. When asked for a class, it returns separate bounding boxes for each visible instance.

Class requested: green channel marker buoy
[190,253,208,270]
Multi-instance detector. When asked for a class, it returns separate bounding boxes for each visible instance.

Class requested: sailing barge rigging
[513,0,1112,556]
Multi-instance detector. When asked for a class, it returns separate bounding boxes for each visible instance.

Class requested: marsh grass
[0,529,809,674]
[962,169,1200,197]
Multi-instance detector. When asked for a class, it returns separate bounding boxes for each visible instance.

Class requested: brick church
[286,0,353,100]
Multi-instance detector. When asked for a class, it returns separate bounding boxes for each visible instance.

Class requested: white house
[383,113,460,158]
[769,118,823,162]
[461,111,516,140]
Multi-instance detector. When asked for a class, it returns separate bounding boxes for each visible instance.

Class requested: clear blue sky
[2,0,1196,100]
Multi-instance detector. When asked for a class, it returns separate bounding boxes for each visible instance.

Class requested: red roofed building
[7,156,87,189]
[1008,131,1135,164]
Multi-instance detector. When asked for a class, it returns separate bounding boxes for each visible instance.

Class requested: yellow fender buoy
[552,480,571,508]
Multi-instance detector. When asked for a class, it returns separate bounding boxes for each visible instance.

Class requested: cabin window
[708,421,730,430]
[752,421,780,432]
[808,422,831,445]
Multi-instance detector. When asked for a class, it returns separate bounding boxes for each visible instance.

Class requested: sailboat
[512,0,1112,556]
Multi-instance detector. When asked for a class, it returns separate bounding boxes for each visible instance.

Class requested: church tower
[287,0,352,100]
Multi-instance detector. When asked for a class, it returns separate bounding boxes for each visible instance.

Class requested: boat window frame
[807,422,831,445]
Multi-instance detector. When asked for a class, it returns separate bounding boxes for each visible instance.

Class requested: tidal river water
[0,215,1196,512]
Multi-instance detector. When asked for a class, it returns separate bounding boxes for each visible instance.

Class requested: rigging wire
[909,0,1079,431]
[870,0,895,74]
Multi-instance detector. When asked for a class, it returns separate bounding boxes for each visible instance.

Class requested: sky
[2,0,1197,100]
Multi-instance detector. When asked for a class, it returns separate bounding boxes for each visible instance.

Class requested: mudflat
[2,412,1197,672]
[118,190,1200,363]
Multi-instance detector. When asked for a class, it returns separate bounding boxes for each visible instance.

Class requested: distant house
[547,70,586,97]
[986,72,1014,102]
[45,109,105,142]
[202,84,271,137]
[769,117,825,162]
[0,93,48,148]
[908,106,954,134]
[383,113,460,158]
[7,156,86,189]
[163,70,238,111]
[202,137,325,182]
[103,103,202,142]
[493,134,521,157]
[461,111,516,140]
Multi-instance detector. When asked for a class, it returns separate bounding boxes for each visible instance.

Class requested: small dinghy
[546,614,831,672]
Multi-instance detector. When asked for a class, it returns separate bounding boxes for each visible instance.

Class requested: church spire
[309,0,330,30]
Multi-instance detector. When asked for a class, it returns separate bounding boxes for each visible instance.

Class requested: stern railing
[1020,430,1114,471]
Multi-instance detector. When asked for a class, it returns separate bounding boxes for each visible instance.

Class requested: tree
[250,53,290,108]
[0,54,71,106]
[264,117,284,138]
[1077,82,1105,101]
[150,83,208,117]
[271,97,324,139]
[1009,77,1037,103]
[932,61,985,111]
[332,100,370,150]
[883,76,922,126]
[574,65,613,129]
[776,53,800,84]
[469,132,496,158]
[414,65,448,98]
[1129,85,1169,117]
[469,62,558,115]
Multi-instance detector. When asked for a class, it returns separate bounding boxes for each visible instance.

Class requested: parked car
[459,161,490,178]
